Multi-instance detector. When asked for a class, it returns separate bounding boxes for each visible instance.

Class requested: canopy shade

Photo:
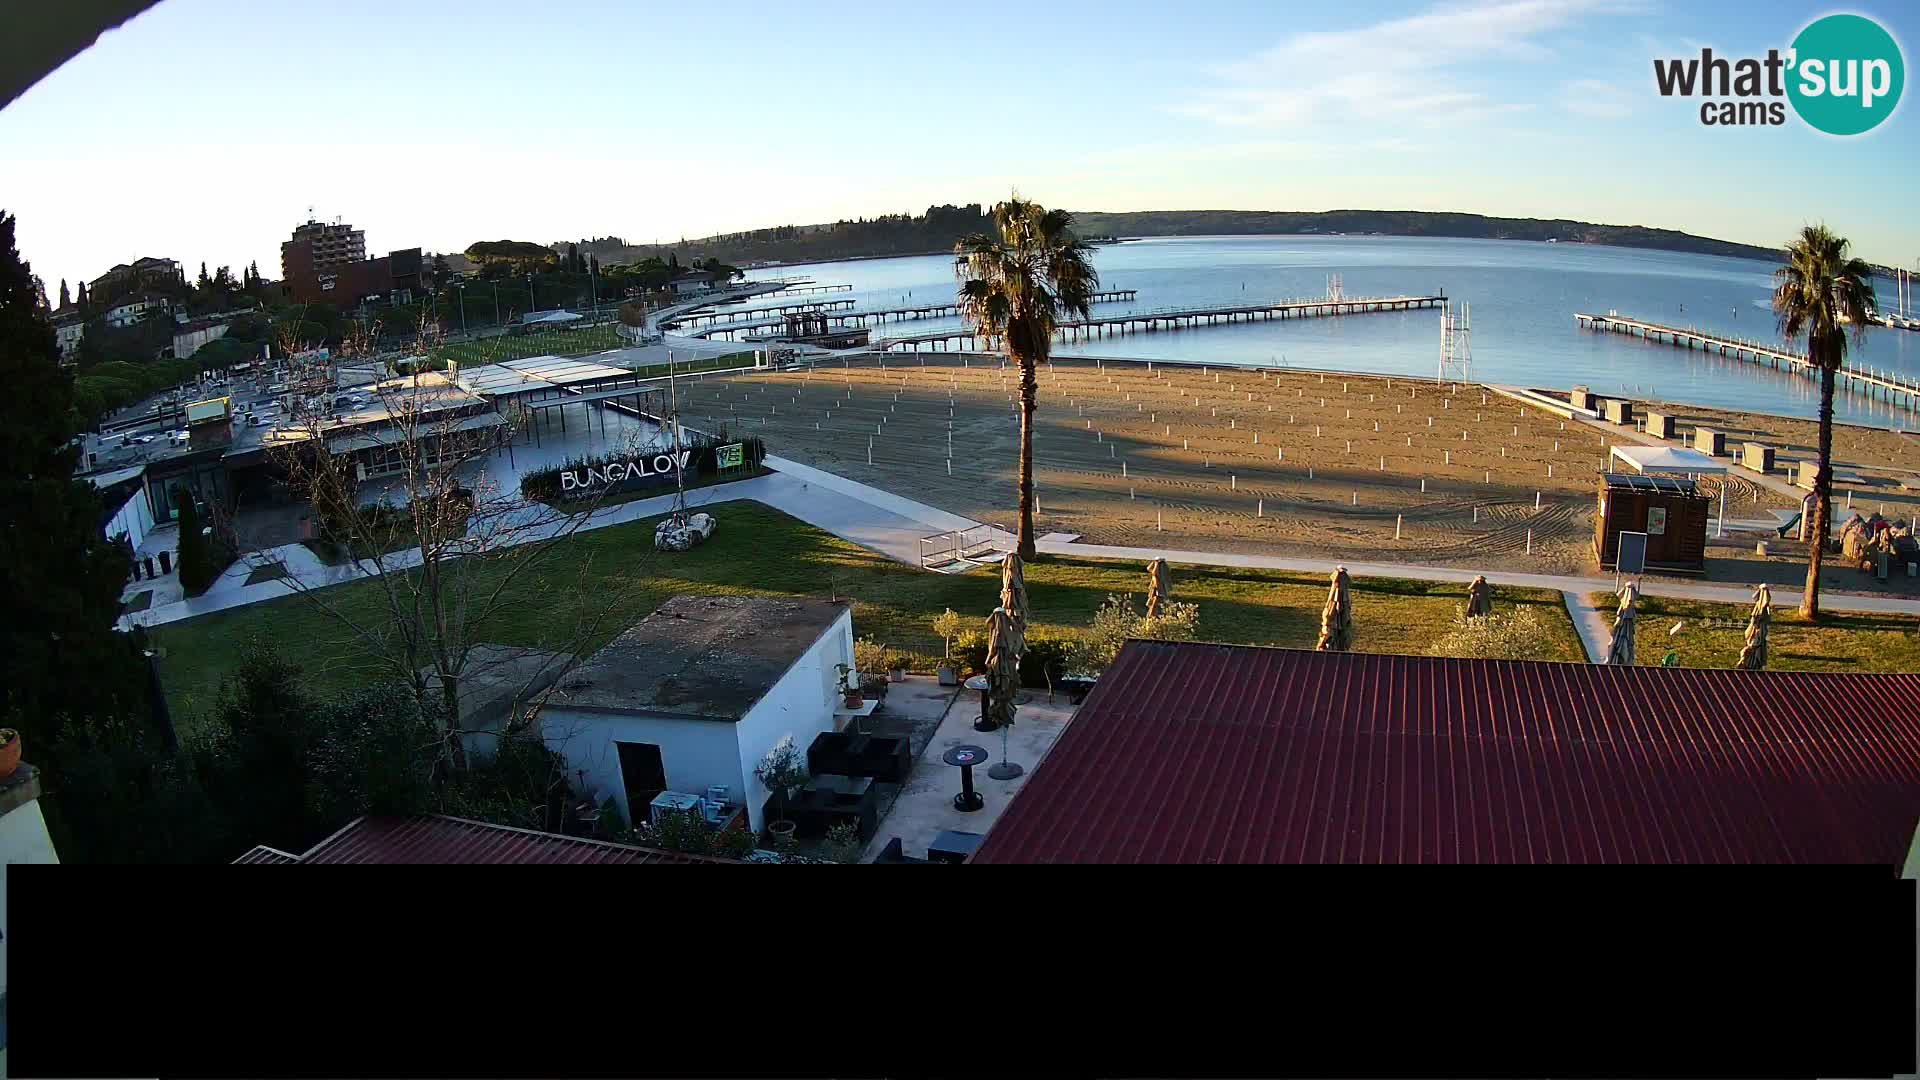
[1609,444,1728,475]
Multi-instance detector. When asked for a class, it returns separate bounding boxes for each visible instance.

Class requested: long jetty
[1573,312,1920,410]
[877,294,1444,352]
[688,289,1141,340]
[667,299,858,329]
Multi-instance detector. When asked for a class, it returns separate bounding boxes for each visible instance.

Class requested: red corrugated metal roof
[972,641,1920,864]
[233,845,301,864]
[235,815,731,865]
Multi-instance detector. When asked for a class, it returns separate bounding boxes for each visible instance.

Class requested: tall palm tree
[956,197,1099,560]
[1773,225,1876,619]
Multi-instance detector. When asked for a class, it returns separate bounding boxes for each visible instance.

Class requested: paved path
[1029,536,1920,617]
[1564,591,1615,664]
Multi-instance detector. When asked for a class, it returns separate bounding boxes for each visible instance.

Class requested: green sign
[716,442,745,469]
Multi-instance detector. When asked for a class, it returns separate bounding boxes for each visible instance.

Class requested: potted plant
[933,608,963,686]
[0,728,18,780]
[755,735,807,842]
[836,663,863,709]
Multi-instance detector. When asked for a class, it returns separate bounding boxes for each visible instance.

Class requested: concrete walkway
[1030,536,1920,617]
[1564,591,1615,663]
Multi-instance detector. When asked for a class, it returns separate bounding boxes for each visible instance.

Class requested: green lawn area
[151,501,1585,725]
[430,322,756,374]
[1589,592,1920,671]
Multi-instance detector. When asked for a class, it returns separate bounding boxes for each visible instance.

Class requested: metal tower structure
[1326,273,1345,303]
[1438,301,1472,385]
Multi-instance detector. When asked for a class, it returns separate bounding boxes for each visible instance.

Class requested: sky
[2,0,1915,292]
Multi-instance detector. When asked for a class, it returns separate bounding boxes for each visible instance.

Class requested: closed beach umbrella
[1738,583,1772,671]
[986,605,1026,779]
[1465,574,1493,618]
[1315,566,1354,653]
[1146,557,1171,621]
[1606,580,1639,666]
[1000,552,1028,628]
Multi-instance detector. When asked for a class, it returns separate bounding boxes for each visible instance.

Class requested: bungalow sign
[558,450,695,499]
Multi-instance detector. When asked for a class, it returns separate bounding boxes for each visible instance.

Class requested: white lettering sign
[557,452,691,496]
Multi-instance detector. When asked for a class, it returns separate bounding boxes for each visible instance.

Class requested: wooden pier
[689,289,1140,340]
[877,295,1444,352]
[667,298,857,329]
[1573,312,1920,410]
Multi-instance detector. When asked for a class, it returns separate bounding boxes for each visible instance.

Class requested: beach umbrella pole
[989,718,1023,780]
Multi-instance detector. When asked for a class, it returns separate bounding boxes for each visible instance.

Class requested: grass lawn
[433,324,627,365]
[1589,592,1920,671]
[151,501,1585,726]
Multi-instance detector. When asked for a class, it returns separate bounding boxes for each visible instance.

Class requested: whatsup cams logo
[1653,12,1904,134]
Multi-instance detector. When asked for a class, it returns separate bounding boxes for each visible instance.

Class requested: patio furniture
[807,731,911,784]
[964,674,996,732]
[789,774,880,839]
[942,744,989,812]
[928,830,985,865]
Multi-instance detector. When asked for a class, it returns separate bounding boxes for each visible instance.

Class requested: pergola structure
[1609,444,1731,537]
[454,356,668,447]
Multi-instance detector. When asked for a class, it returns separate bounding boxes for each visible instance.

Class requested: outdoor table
[928,829,985,864]
[963,674,997,732]
[804,774,873,799]
[941,744,989,812]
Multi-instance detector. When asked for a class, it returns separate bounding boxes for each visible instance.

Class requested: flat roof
[552,595,849,720]
[1602,471,1699,495]
[1609,444,1727,474]
[455,355,646,398]
[971,640,1920,865]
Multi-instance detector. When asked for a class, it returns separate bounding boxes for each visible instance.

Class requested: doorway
[615,741,667,824]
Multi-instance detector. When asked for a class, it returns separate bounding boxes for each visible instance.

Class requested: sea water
[760,235,1919,426]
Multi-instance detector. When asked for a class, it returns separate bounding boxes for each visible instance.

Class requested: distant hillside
[1068,210,1784,263]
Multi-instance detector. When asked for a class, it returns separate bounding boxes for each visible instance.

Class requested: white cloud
[1561,77,1633,118]
[1170,0,1644,130]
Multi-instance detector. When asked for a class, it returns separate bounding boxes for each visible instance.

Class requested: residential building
[235,814,730,864]
[970,640,1920,864]
[87,256,180,301]
[104,293,172,328]
[539,595,857,833]
[51,306,85,358]
[280,218,365,281]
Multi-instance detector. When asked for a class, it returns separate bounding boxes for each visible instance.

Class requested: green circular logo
[1787,13,1904,135]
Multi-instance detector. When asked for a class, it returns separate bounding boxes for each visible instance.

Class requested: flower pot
[767,819,797,842]
[843,690,864,709]
[889,668,906,683]
[0,729,19,781]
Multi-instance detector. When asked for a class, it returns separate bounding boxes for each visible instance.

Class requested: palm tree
[955,197,1099,560]
[1773,225,1877,619]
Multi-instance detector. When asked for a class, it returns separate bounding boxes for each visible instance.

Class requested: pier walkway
[684,289,1140,340]
[1574,312,1920,411]
[880,295,1444,352]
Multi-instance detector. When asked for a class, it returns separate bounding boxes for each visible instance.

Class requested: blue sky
[1,0,1914,291]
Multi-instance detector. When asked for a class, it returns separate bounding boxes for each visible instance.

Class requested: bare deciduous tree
[252,315,655,771]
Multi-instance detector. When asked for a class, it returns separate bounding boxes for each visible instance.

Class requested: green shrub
[1069,593,1201,675]
[1428,607,1556,661]
[175,493,218,595]
[953,627,1076,687]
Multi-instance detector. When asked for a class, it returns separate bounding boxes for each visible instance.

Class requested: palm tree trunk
[1017,353,1038,561]
[1801,357,1835,620]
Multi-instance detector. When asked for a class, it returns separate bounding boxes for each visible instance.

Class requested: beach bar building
[1595,445,1722,573]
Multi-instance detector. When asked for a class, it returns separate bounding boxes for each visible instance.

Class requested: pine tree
[59,278,70,309]
[0,211,144,746]
[76,280,88,313]
[197,261,210,290]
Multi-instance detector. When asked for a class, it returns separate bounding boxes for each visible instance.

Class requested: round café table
[963,674,997,732]
[942,744,989,812]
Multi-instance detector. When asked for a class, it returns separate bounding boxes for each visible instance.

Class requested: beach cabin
[1594,445,1722,574]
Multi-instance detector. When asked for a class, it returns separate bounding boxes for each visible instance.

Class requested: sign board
[1616,530,1649,575]
[557,450,695,500]
[1646,506,1668,535]
[716,442,745,470]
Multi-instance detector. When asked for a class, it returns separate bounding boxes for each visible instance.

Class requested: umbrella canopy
[1606,581,1639,666]
[1145,558,1171,621]
[1465,574,1493,618]
[1738,583,1772,671]
[986,605,1023,728]
[1000,552,1028,627]
[1315,566,1354,653]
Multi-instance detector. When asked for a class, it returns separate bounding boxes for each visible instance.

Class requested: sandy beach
[672,353,1919,591]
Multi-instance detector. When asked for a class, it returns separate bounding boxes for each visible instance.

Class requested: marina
[876,294,1445,351]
